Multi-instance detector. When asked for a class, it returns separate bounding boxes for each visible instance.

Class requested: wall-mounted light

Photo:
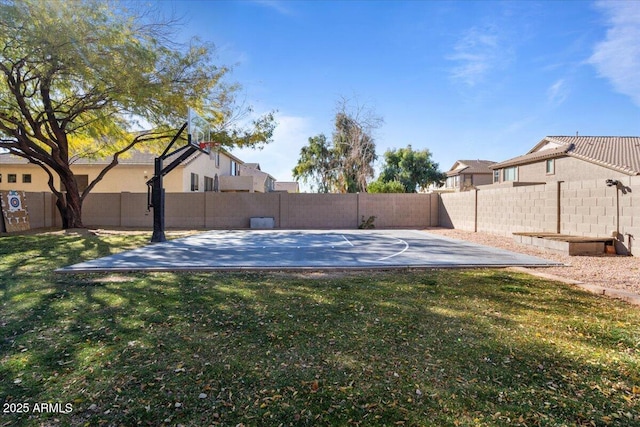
[606,179,620,187]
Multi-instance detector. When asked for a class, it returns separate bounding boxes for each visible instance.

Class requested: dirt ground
[424,228,640,298]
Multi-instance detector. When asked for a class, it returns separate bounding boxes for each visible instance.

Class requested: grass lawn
[1,231,639,426]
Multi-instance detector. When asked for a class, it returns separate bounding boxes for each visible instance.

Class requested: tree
[292,134,334,193]
[293,98,380,193]
[377,145,446,193]
[0,0,275,228]
[332,112,378,193]
[367,179,405,193]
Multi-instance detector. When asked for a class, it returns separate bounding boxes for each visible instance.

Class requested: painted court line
[376,239,409,261]
[341,234,354,247]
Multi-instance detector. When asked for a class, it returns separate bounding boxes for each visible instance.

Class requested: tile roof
[0,149,164,165]
[0,147,243,167]
[489,146,570,169]
[491,136,640,175]
[446,160,496,177]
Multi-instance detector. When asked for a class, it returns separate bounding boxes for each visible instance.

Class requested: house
[442,160,496,191]
[237,163,276,193]
[0,148,281,193]
[490,136,640,185]
[274,181,300,193]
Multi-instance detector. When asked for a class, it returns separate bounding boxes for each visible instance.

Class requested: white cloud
[589,1,640,106]
[251,0,293,16]
[448,25,510,87]
[230,113,313,184]
[547,78,568,106]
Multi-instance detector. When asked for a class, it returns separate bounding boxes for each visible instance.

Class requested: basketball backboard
[187,108,213,153]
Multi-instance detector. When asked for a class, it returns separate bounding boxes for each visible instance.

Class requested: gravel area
[424,228,640,296]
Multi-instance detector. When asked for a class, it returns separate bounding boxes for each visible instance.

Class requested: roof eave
[490,149,568,169]
[567,152,640,176]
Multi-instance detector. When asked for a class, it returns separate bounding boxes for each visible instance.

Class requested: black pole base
[150,230,166,243]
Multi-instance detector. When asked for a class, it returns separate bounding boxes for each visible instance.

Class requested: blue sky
[162,0,640,187]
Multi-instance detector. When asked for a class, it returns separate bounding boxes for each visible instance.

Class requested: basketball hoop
[198,141,220,153]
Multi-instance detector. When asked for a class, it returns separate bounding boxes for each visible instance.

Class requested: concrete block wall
[206,193,280,229]
[10,192,59,229]
[359,193,435,228]
[14,191,438,231]
[560,176,640,243]
[82,192,152,228]
[477,183,556,237]
[166,193,207,228]
[439,191,476,231]
[83,193,123,227]
[120,193,153,228]
[440,176,640,254]
[280,193,358,229]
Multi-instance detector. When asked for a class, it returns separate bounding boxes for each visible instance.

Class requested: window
[76,175,89,192]
[493,170,500,183]
[8,174,17,183]
[60,175,89,192]
[22,174,32,183]
[214,151,220,168]
[0,173,2,183]
[546,159,555,175]
[190,173,199,191]
[445,176,453,188]
[230,160,239,176]
[503,166,518,182]
[204,176,214,192]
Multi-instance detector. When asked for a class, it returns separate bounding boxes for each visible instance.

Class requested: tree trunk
[56,174,85,229]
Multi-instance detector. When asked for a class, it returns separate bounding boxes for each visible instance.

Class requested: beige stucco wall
[219,176,253,192]
[0,164,50,192]
[0,162,184,193]
[0,150,242,194]
[470,173,494,187]
[444,173,493,191]
[498,156,632,184]
[178,151,236,192]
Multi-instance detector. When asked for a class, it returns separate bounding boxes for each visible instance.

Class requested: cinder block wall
[477,183,557,236]
[359,193,435,228]
[560,177,639,239]
[83,193,123,227]
[440,176,640,253]
[438,190,476,231]
[280,193,358,229]
[206,193,280,229]
[15,191,438,230]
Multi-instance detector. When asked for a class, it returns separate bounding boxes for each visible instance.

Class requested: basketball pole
[148,122,198,243]
[150,155,166,243]
[147,115,214,244]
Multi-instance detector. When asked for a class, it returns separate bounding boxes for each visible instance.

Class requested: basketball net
[198,142,220,153]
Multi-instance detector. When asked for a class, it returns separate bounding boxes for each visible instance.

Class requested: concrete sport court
[57,229,562,273]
